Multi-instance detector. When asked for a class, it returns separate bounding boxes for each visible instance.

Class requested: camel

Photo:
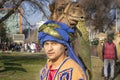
[49,0,91,79]
[96,33,107,60]
[113,33,120,77]
[114,32,120,61]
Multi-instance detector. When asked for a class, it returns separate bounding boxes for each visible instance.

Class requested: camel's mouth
[69,19,78,27]
[69,15,85,23]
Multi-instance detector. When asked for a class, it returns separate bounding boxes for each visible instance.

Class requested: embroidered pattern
[58,68,73,80]
[40,65,48,80]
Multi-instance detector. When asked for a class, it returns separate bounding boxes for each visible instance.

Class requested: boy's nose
[47,44,53,51]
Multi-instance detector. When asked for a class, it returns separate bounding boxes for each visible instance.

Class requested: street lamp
[116,8,118,32]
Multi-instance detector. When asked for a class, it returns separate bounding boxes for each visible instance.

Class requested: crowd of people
[0,42,41,53]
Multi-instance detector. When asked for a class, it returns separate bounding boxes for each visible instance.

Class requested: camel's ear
[49,2,55,13]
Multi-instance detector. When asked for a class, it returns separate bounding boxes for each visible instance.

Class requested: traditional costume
[38,20,88,80]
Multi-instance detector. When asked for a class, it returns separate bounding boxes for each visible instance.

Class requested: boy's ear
[65,46,67,50]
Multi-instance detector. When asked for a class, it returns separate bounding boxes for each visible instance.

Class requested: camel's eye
[56,7,64,15]
[57,8,63,12]
[80,16,84,19]
[76,4,80,7]
[56,7,64,12]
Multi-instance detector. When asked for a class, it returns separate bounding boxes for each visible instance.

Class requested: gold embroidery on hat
[39,23,62,39]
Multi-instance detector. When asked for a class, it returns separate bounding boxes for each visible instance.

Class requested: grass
[0,52,46,80]
[0,52,120,80]
[91,56,104,80]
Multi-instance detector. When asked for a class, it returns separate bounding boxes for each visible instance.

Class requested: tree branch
[28,0,49,19]
[0,0,23,24]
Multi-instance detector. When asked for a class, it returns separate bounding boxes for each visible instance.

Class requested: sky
[21,1,51,30]
[0,0,51,34]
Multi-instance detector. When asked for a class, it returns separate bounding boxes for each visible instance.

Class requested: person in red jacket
[102,34,118,80]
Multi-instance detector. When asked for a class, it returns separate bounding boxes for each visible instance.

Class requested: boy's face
[43,41,66,61]
[108,36,112,40]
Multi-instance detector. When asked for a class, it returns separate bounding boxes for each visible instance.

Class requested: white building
[116,9,120,32]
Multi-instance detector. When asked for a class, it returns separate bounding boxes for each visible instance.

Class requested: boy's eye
[52,42,58,45]
[44,42,48,46]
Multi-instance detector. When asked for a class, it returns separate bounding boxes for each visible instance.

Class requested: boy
[38,20,88,80]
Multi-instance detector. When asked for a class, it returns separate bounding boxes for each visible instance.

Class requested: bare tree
[82,0,120,32]
[0,0,50,25]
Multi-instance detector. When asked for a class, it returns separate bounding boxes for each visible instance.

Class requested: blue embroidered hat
[38,20,74,46]
[38,20,87,78]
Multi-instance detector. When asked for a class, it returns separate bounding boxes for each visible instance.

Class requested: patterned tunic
[40,57,87,80]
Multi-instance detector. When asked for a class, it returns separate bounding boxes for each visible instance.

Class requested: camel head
[49,0,85,28]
